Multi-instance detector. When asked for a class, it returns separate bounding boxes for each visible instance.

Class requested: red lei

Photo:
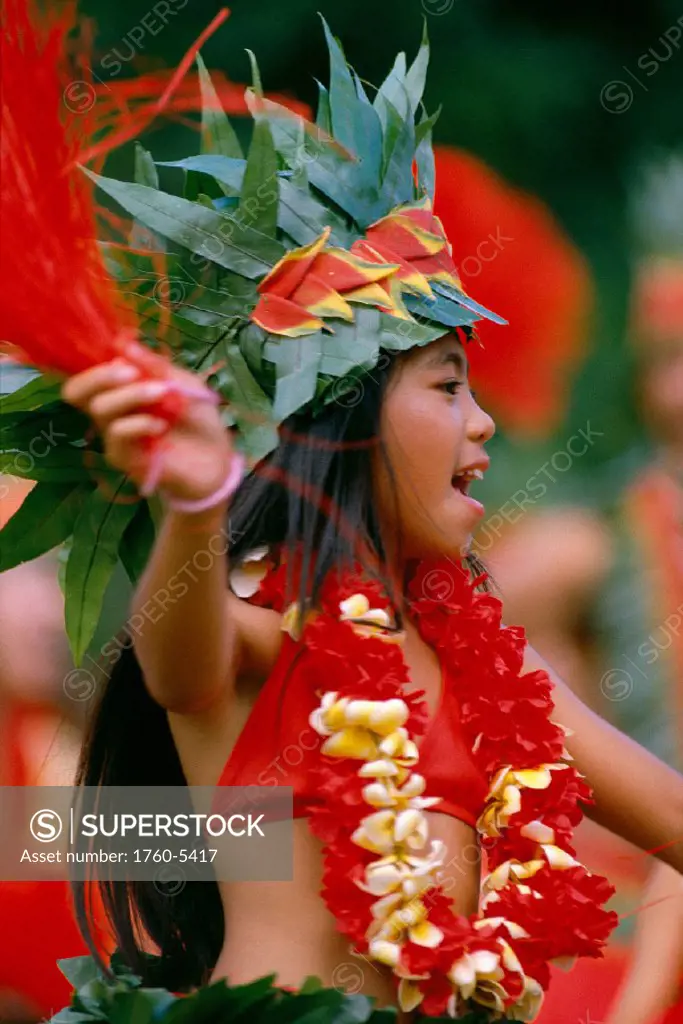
[242,550,618,1020]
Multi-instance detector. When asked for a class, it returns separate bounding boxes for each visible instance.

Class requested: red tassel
[0,0,140,376]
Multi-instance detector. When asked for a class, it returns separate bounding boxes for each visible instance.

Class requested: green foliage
[50,953,500,1023]
[196,53,243,160]
[0,381,157,664]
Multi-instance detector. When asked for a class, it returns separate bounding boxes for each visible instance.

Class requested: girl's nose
[467,396,496,443]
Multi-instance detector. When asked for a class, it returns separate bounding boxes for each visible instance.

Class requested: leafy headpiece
[92,17,506,461]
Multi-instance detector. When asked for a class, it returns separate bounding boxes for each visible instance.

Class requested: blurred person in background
[0,474,89,1020]
[485,255,683,1024]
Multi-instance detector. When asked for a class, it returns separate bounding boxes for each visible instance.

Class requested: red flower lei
[240,550,618,1020]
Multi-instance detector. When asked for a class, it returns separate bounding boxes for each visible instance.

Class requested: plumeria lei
[234,549,619,1021]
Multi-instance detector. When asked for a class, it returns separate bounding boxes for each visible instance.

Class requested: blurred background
[1,0,683,1020]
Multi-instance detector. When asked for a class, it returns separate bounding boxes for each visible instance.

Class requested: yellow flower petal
[228,546,270,597]
[339,593,370,618]
[512,768,552,790]
[398,979,424,1012]
[281,601,302,639]
[394,808,424,842]
[408,919,444,948]
[369,937,401,967]
[507,976,545,1022]
[363,864,404,896]
[362,782,395,808]
[399,773,426,798]
[368,699,409,734]
[378,728,409,756]
[542,845,580,869]
[352,809,396,853]
[472,981,507,1012]
[344,699,381,726]
[321,727,378,760]
[370,891,403,916]
[358,758,401,778]
[520,820,556,845]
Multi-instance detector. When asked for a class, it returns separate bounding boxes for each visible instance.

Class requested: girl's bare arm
[61,356,256,714]
[524,644,683,874]
[130,500,237,713]
[605,861,683,1024]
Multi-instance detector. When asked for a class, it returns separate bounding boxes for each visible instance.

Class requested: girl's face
[374,334,495,563]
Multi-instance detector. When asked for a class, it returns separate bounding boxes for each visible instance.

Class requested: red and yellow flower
[250,196,470,337]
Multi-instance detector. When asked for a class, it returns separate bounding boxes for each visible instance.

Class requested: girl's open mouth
[451,468,484,494]
[450,468,485,514]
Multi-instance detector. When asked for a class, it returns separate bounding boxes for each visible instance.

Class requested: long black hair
[71,346,487,989]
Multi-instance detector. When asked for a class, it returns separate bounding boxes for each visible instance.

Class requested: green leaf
[259,96,377,226]
[49,1012,99,1024]
[414,106,441,199]
[134,143,159,189]
[223,338,279,460]
[196,52,243,160]
[377,92,415,210]
[84,169,283,278]
[317,308,381,376]
[131,144,164,251]
[320,19,366,163]
[404,20,430,115]
[164,976,276,1023]
[269,334,323,421]
[245,49,264,96]
[241,88,279,237]
[161,154,352,247]
[379,310,447,350]
[0,373,63,414]
[64,483,140,665]
[314,80,331,134]
[0,448,112,482]
[431,282,508,325]
[56,955,104,988]
[278,179,352,247]
[298,976,324,995]
[374,52,410,127]
[403,292,480,329]
[0,401,89,454]
[0,481,92,571]
[351,72,383,188]
[119,501,156,585]
[158,154,247,192]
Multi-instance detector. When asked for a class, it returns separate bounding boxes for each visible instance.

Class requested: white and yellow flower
[228,545,271,597]
[478,764,569,838]
[339,592,404,643]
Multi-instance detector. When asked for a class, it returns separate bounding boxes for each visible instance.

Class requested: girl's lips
[450,478,485,516]
[453,488,485,516]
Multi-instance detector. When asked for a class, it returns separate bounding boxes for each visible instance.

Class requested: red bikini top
[217,550,489,828]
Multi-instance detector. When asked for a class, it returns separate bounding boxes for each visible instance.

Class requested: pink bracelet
[161,451,247,513]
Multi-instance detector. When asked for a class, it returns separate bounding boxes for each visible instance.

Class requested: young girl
[60,328,683,1021]
[13,12,678,1021]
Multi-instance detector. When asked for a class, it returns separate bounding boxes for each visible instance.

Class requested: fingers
[89,379,173,430]
[104,415,168,477]
[107,414,167,442]
[61,359,141,408]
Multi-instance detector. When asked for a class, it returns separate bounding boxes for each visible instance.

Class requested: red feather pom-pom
[0,0,139,376]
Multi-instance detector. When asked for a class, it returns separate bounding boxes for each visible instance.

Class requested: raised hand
[60,354,236,508]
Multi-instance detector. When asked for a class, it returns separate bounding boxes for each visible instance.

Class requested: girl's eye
[441,380,465,396]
